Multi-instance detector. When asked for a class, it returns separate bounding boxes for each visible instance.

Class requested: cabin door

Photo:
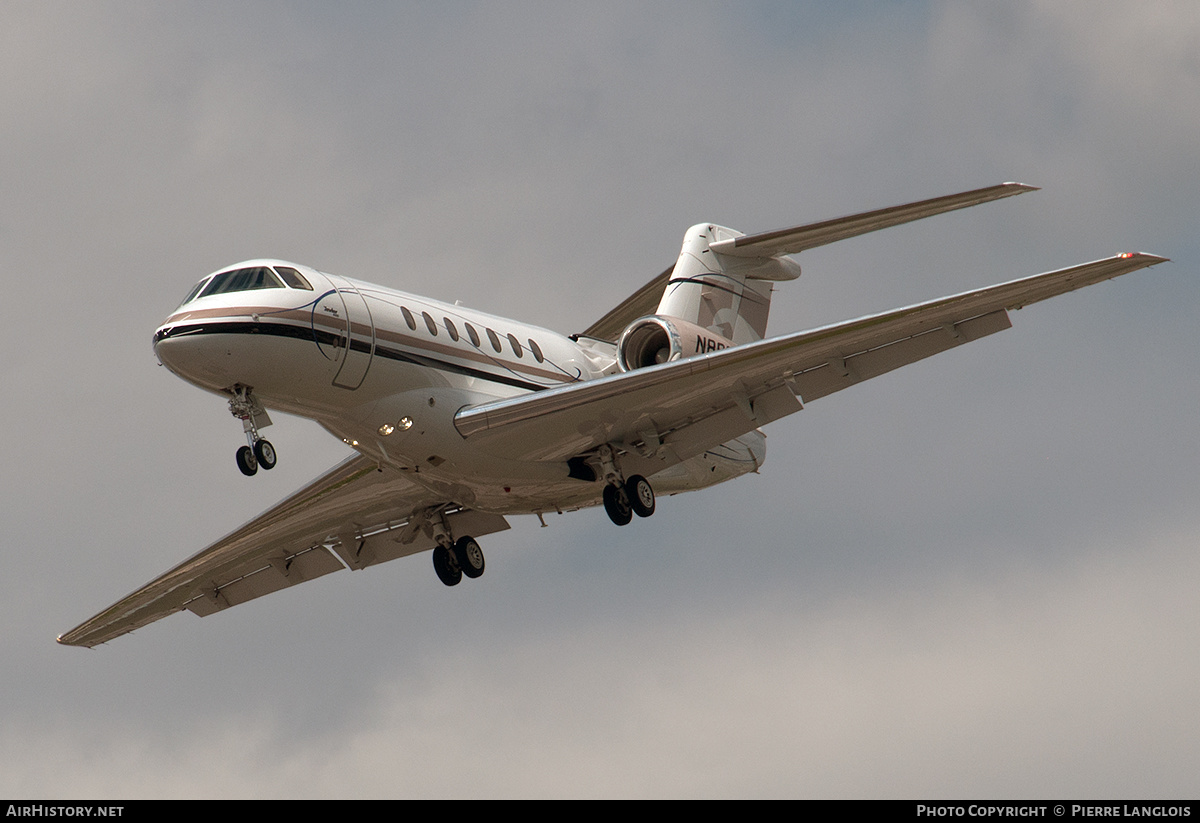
[319,273,376,390]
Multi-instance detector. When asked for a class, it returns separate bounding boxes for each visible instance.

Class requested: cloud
[5,1,1199,798]
[10,524,1198,798]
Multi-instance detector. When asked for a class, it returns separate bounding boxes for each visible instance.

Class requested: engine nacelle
[616,315,735,372]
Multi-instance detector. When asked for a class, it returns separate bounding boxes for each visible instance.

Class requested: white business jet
[58,183,1166,647]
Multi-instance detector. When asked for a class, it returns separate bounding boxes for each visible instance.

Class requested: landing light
[379,418,412,436]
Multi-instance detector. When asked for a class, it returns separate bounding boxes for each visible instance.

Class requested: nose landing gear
[228,386,276,477]
[235,445,258,476]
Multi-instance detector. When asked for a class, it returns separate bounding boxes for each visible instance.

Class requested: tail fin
[655,223,800,345]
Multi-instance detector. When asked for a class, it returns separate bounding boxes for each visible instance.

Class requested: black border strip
[155,321,551,393]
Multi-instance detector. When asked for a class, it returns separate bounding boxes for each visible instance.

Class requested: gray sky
[4,1,1198,798]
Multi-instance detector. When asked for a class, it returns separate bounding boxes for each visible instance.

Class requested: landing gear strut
[228,385,276,477]
[596,445,656,526]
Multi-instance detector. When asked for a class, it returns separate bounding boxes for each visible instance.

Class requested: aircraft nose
[153,314,183,353]
[152,318,223,387]
[152,321,182,369]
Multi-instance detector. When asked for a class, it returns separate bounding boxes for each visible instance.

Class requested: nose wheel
[236,445,258,476]
[253,438,276,470]
[228,385,277,477]
[235,439,278,476]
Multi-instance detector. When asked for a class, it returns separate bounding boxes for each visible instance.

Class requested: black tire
[432,545,462,586]
[603,483,632,526]
[236,445,258,476]
[254,439,277,470]
[454,536,485,579]
[625,475,655,518]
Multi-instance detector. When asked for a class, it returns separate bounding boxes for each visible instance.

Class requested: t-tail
[655,222,802,346]
[614,182,1037,372]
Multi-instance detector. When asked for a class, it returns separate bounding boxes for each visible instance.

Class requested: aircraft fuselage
[153,260,765,515]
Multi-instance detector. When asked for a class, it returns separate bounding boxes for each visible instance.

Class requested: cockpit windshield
[178,265,314,308]
[199,266,285,298]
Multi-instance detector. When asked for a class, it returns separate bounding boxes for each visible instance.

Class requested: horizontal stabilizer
[579,183,1037,342]
[710,182,1038,258]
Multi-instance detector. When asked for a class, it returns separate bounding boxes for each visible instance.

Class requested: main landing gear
[228,386,276,477]
[596,445,656,527]
[431,528,487,589]
[426,508,485,586]
[432,536,486,587]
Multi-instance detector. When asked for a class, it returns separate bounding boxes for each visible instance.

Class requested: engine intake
[617,316,733,372]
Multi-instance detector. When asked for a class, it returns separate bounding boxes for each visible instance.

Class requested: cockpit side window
[198,266,286,298]
[274,266,313,290]
[178,278,210,308]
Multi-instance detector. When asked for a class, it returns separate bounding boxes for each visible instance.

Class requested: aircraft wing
[458,253,1167,475]
[578,183,1037,341]
[58,454,509,647]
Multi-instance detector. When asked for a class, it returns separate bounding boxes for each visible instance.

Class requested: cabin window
[528,339,544,363]
[273,266,313,290]
[422,311,438,336]
[444,317,460,341]
[465,323,481,347]
[198,266,285,298]
[401,306,416,331]
[508,333,523,357]
[486,328,502,353]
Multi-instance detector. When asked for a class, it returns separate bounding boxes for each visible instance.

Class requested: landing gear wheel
[432,545,462,586]
[454,536,485,579]
[253,439,277,470]
[603,483,633,526]
[625,475,655,518]
[236,445,258,476]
